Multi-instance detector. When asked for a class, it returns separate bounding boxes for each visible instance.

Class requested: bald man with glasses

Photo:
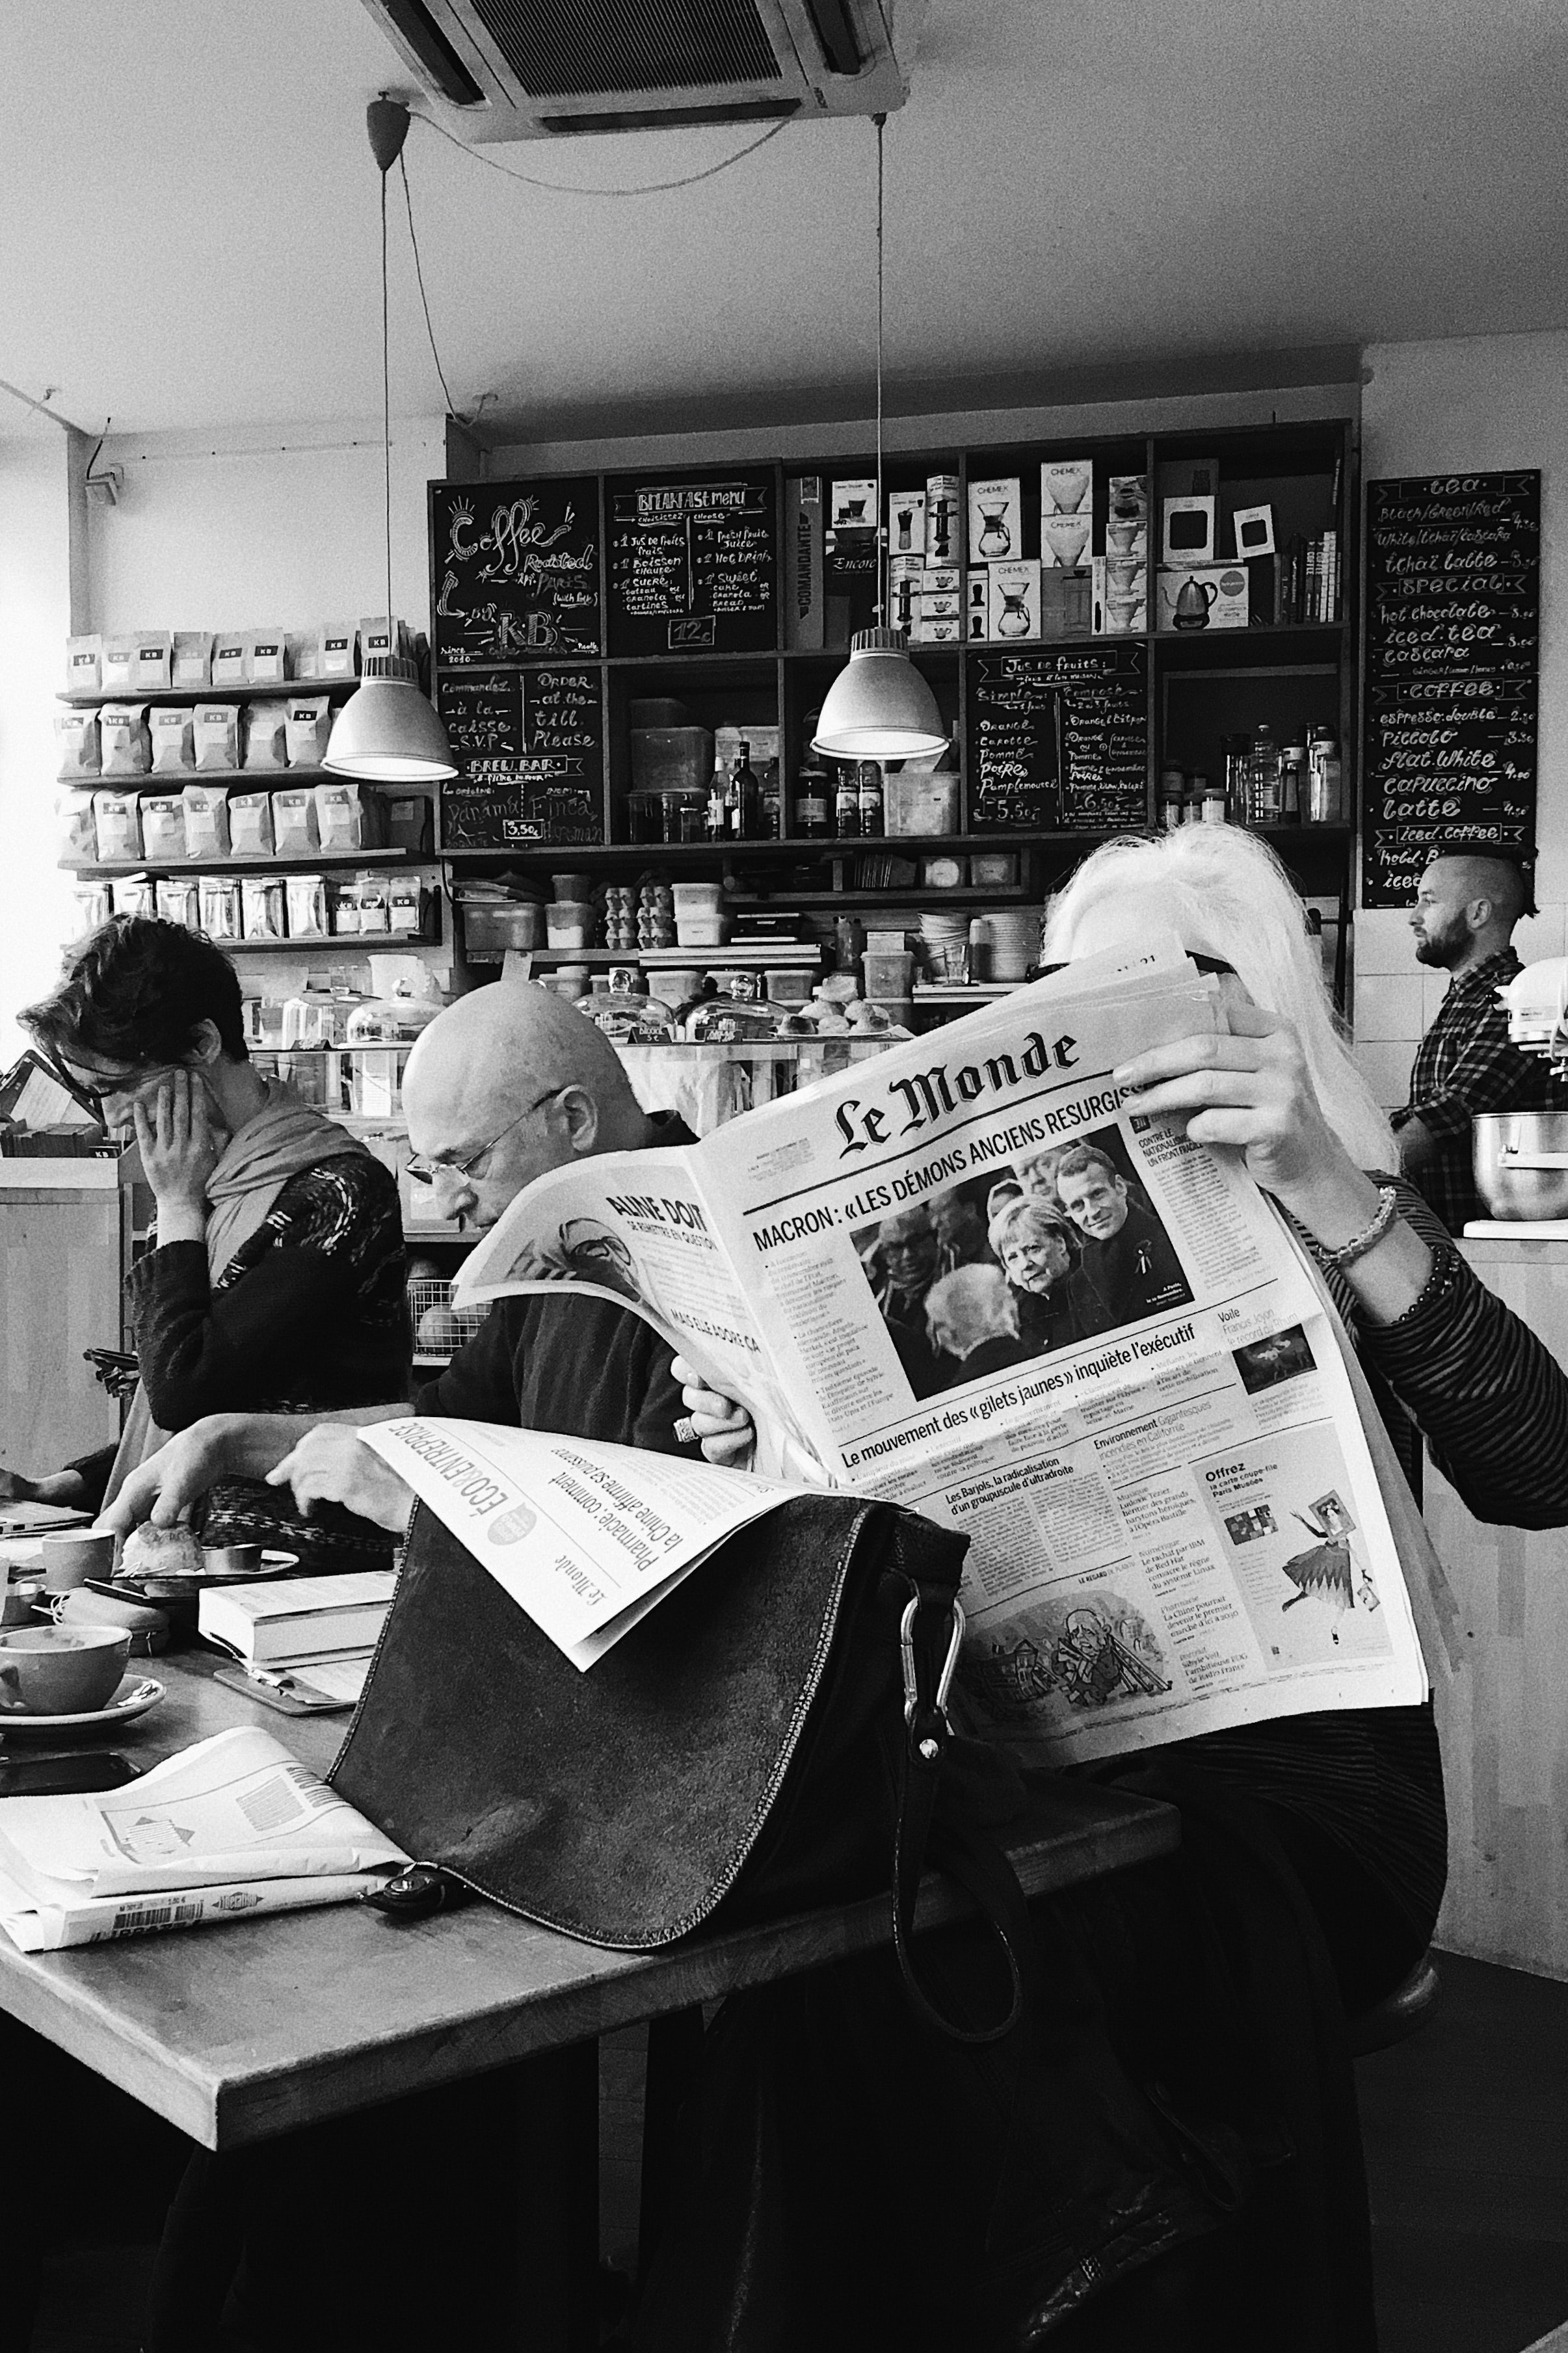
[105,979,708,1543]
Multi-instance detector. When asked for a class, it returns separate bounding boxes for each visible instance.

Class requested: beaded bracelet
[1311,1183,1401,1270]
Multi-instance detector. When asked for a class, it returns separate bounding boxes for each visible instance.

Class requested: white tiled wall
[1349,902,1568,1111]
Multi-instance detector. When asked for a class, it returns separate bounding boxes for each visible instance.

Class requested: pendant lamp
[811,114,947,764]
[325,100,457,783]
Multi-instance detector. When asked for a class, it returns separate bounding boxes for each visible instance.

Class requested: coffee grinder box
[924,473,960,565]
[888,555,925,639]
[987,560,1041,641]
[1155,563,1249,633]
[887,490,926,562]
[967,476,1022,565]
[783,476,825,650]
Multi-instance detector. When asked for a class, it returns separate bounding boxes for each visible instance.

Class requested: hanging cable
[874,111,885,629]
[380,165,393,635]
[412,109,790,197]
[397,152,460,419]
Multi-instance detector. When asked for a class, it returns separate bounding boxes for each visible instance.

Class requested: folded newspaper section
[442,939,1429,1761]
[0,1726,408,1950]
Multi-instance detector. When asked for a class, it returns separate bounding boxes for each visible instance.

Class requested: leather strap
[890,1582,1031,2043]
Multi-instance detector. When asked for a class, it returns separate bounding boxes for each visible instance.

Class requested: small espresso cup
[202,1543,263,1578]
[38,1528,117,1593]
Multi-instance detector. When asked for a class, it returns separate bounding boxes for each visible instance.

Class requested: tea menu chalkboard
[1362,471,1540,907]
[968,646,1147,831]
[607,470,777,656]
[431,478,602,665]
[438,667,604,846]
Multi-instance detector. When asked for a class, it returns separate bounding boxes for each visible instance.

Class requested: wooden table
[0,1651,1178,2350]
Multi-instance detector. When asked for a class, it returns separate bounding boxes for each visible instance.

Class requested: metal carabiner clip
[899,1592,966,1759]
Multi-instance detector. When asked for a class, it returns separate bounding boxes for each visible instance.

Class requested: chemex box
[967,476,1022,565]
[987,560,1041,640]
[1155,563,1249,632]
[887,490,926,561]
[1040,457,1095,517]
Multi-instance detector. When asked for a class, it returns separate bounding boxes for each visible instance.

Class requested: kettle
[1172,576,1218,631]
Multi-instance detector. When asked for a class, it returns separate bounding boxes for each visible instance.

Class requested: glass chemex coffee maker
[996,589,1032,637]
[976,499,1013,559]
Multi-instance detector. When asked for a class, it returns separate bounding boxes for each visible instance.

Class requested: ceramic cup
[202,1543,263,1578]
[0,1624,131,1716]
[38,1528,116,1593]
[1043,517,1092,567]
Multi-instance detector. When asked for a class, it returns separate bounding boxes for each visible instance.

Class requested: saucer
[109,1550,299,1601]
[0,1675,163,1741]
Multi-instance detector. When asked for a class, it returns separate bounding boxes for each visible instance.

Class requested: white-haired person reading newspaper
[676,822,1568,2351]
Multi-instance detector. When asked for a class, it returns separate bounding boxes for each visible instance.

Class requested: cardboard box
[924,474,959,565]
[1040,458,1094,518]
[829,478,877,534]
[887,490,926,560]
[1041,511,1093,569]
[1040,569,1094,637]
[987,561,1041,640]
[1093,557,1147,636]
[783,477,825,650]
[968,476,1022,565]
[913,613,962,645]
[1161,496,1217,568]
[888,555,924,637]
[1155,563,1249,632]
[966,571,990,638]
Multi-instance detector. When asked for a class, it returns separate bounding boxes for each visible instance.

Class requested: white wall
[1355,332,1568,1110]
[0,432,86,1059]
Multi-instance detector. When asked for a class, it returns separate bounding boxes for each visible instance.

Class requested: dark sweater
[414,1290,701,1461]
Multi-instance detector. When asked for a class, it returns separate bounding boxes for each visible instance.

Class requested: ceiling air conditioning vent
[361,0,925,139]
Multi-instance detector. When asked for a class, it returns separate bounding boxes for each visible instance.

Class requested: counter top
[0,1158,119,1190]
[1461,1221,1568,1252]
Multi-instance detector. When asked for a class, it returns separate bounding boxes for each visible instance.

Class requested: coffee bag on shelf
[140,795,188,862]
[242,701,291,770]
[211,634,247,687]
[198,875,243,940]
[227,790,274,857]
[131,631,174,695]
[155,879,200,929]
[315,622,358,679]
[148,706,196,773]
[244,629,287,686]
[92,790,143,862]
[171,632,213,691]
[64,633,103,697]
[100,636,139,692]
[73,880,113,934]
[388,875,428,938]
[57,791,99,866]
[313,780,384,851]
[286,873,332,938]
[271,787,319,855]
[240,876,286,940]
[352,871,391,935]
[55,710,101,781]
[98,706,152,777]
[182,782,231,860]
[193,704,241,772]
[111,873,156,920]
[285,694,332,767]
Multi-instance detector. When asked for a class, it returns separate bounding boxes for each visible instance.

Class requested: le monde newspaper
[362,937,1434,1764]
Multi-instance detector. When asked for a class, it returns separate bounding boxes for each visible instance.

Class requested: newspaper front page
[448,942,1429,1760]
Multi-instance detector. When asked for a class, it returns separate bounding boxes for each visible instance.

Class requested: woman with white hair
[987,1193,1108,1351]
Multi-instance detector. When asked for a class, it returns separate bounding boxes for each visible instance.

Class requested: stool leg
[511,2038,600,2353]
[637,2006,706,2295]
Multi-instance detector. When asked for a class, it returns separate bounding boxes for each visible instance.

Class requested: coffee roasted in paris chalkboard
[607,469,776,656]
[968,645,1147,831]
[430,478,602,664]
[1362,471,1540,907]
[438,668,604,846]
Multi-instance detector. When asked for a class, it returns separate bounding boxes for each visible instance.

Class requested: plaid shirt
[1390,946,1554,1232]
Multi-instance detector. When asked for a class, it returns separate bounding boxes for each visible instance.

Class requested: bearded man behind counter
[105,977,704,1546]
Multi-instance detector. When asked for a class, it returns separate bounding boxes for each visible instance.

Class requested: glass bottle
[1248,722,1281,825]
[728,740,761,841]
[706,759,728,845]
[1223,735,1251,824]
[760,758,782,839]
[793,767,831,839]
[1201,776,1228,825]
[1158,770,1184,831]
[1279,739,1306,825]
[1307,727,1343,823]
[834,766,860,838]
[857,761,884,837]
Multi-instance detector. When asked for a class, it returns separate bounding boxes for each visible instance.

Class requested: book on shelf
[197,1570,395,1666]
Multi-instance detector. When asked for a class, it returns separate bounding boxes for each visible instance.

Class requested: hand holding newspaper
[385,936,1433,1767]
[0,1726,408,1950]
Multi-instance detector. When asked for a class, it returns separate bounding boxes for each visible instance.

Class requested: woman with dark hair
[3,916,408,1565]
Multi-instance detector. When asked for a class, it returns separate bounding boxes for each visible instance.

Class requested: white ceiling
[4,0,1568,444]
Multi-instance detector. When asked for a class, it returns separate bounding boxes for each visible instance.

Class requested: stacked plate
[917,908,970,981]
[984,907,1046,982]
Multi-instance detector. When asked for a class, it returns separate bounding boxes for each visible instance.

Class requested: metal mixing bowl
[1472,1111,1568,1220]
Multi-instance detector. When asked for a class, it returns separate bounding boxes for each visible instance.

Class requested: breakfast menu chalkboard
[1362,471,1540,907]
[968,646,1148,831]
[430,478,602,665]
[438,667,604,846]
[607,470,777,656]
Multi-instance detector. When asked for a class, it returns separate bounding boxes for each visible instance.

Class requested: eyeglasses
[405,1088,561,1187]
[40,1050,172,1126]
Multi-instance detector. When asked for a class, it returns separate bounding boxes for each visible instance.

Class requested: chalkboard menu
[438,667,604,846]
[607,469,777,656]
[1362,471,1540,907]
[431,478,602,665]
[968,646,1147,832]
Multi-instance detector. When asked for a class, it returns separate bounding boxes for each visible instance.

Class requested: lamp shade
[323,654,457,781]
[809,627,949,762]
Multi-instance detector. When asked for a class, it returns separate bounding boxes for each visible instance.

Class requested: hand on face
[266,1426,415,1535]
[133,1069,224,1215]
[1111,994,1351,1209]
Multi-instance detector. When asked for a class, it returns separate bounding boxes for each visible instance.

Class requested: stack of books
[198,1570,395,1708]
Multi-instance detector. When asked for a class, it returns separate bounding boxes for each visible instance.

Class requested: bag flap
[330,1491,961,1948]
